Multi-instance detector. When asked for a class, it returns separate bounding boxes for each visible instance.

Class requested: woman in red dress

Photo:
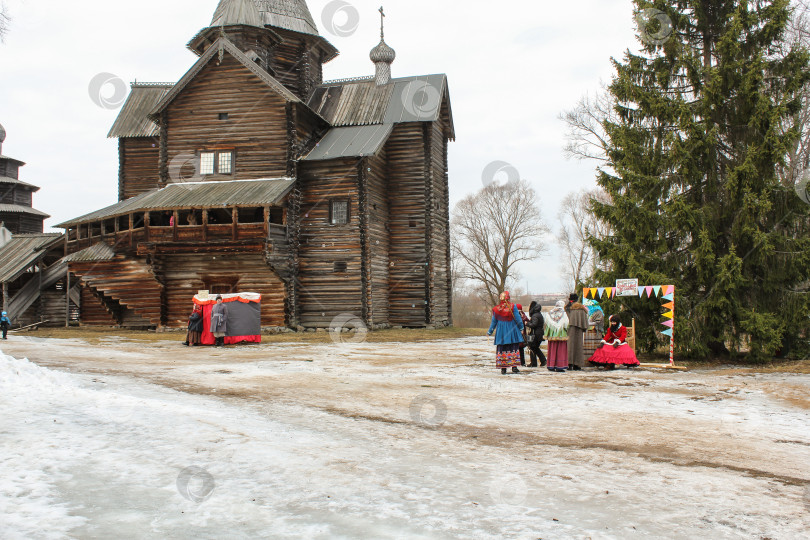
[587,315,640,369]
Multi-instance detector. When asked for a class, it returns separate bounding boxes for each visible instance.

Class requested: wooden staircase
[7,259,69,319]
[69,256,163,326]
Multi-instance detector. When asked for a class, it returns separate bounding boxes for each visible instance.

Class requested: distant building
[0,123,50,234]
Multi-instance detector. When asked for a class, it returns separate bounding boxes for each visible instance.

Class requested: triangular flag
[598,288,605,298]
[662,311,674,319]
[663,293,674,301]
[606,287,613,298]
[653,286,662,297]
[661,329,673,337]
[582,288,589,299]
[665,285,675,295]
[661,320,674,328]
[646,286,654,297]
[638,286,645,297]
[662,302,675,310]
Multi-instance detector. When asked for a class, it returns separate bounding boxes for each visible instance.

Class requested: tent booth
[193,292,262,346]
[582,281,685,370]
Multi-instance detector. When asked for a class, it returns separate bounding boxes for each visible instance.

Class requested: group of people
[183,295,229,347]
[487,292,640,374]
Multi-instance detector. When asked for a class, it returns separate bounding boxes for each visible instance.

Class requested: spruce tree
[591,0,810,359]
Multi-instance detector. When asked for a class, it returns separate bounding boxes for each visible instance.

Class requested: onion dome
[0,122,6,154]
[370,7,395,86]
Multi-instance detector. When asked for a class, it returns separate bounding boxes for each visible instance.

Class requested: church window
[330,200,349,225]
[218,152,233,174]
[200,152,215,175]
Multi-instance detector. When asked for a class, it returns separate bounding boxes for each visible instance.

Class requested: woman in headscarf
[544,300,570,372]
[210,295,229,347]
[487,291,525,374]
[526,301,547,367]
[184,304,204,347]
[587,315,640,369]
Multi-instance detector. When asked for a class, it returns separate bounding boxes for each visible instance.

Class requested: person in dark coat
[184,304,204,346]
[516,304,530,366]
[1,311,10,340]
[210,295,229,347]
[567,293,589,371]
[526,301,547,367]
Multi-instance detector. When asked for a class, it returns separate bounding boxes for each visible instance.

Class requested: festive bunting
[597,288,605,298]
[645,286,653,297]
[661,320,674,328]
[638,286,645,297]
[606,287,613,298]
[665,285,675,295]
[652,286,661,297]
[663,293,674,301]
[662,311,674,319]
[661,329,673,337]
[662,301,675,310]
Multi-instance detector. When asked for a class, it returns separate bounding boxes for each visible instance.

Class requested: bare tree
[558,188,612,290]
[560,83,616,164]
[451,180,549,307]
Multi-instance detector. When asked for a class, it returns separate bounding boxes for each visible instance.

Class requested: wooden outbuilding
[57,0,455,330]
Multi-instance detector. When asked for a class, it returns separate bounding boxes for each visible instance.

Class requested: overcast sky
[0,0,638,294]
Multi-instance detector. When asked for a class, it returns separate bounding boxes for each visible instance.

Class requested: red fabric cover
[199,303,262,346]
[588,343,640,365]
[193,295,261,306]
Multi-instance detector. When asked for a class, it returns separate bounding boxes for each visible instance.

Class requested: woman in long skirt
[588,315,640,369]
[487,291,525,375]
[184,304,203,346]
[544,300,570,372]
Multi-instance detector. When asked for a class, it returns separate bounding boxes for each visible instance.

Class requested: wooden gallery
[0,0,455,331]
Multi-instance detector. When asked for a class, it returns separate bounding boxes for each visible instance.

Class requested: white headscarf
[545,300,569,332]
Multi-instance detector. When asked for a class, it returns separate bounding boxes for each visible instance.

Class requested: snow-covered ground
[1,335,809,539]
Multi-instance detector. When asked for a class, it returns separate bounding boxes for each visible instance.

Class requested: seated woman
[587,315,640,369]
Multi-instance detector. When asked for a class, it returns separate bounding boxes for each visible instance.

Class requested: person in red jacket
[587,315,640,369]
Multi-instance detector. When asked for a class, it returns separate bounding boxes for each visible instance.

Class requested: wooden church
[58,0,455,330]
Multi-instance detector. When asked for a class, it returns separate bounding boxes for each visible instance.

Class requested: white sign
[616,279,639,297]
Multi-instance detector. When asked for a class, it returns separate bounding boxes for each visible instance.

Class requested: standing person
[516,303,530,366]
[184,304,204,347]
[526,301,547,367]
[567,293,589,371]
[0,311,10,340]
[210,295,229,347]
[588,315,640,369]
[487,291,525,375]
[545,301,570,372]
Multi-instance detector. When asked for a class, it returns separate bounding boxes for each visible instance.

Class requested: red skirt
[588,343,640,366]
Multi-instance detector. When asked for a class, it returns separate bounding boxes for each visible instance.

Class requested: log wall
[80,285,118,326]
[385,124,428,327]
[157,252,286,328]
[297,159,363,328]
[164,54,289,183]
[428,120,452,325]
[119,137,161,200]
[364,150,390,326]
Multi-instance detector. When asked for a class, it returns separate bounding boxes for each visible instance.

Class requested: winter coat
[526,305,545,347]
[210,303,229,334]
[0,315,10,329]
[188,311,203,333]
[487,305,525,346]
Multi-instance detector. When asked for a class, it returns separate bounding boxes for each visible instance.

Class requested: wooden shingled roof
[108,84,173,138]
[0,233,63,283]
[253,0,320,36]
[307,74,455,139]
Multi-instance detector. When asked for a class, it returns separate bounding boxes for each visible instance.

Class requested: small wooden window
[200,152,215,175]
[333,261,348,273]
[199,151,233,175]
[330,200,349,225]
[218,113,229,120]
